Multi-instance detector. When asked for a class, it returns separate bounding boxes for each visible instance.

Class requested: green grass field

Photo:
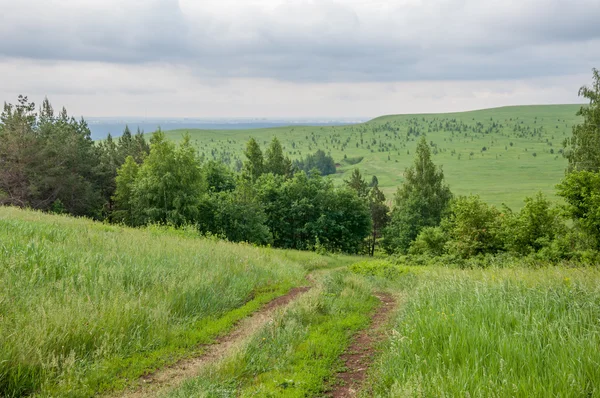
[0,207,331,397]
[161,104,583,209]
[2,208,599,397]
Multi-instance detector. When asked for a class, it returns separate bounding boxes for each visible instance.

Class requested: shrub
[502,192,565,255]
[443,195,504,258]
[409,226,447,256]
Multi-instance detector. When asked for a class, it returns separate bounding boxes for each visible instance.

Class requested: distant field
[160,104,583,209]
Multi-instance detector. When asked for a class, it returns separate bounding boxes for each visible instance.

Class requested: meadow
[162,104,583,209]
[2,207,599,397]
[0,207,331,397]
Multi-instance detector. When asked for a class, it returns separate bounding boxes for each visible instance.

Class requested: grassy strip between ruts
[363,266,600,397]
[164,270,383,397]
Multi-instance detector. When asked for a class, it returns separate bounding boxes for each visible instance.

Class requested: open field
[161,104,583,209]
[2,208,599,397]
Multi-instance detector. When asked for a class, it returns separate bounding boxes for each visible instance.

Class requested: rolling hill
[159,104,583,209]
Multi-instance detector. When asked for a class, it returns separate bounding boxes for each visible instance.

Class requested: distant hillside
[156,104,583,209]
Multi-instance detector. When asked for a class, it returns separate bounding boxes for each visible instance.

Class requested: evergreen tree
[294,149,336,176]
[370,175,379,187]
[0,96,104,216]
[383,137,452,253]
[242,138,264,182]
[344,168,369,197]
[117,125,133,163]
[264,137,292,177]
[565,68,600,172]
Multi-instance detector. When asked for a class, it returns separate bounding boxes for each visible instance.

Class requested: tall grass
[0,207,310,397]
[368,267,600,397]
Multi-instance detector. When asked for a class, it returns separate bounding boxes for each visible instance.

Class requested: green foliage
[0,96,105,217]
[349,260,409,279]
[132,132,203,226]
[383,137,452,254]
[502,192,564,255]
[112,156,139,225]
[343,155,364,165]
[197,183,272,245]
[409,226,447,256]
[443,195,503,258]
[565,68,600,172]
[243,137,264,182]
[557,170,600,249]
[264,137,292,177]
[201,160,236,193]
[344,168,369,197]
[256,171,371,253]
[294,149,336,176]
[367,184,390,256]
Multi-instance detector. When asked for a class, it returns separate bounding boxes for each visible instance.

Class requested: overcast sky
[0,0,598,118]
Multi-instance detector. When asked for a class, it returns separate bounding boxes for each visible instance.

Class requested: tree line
[1,69,599,260]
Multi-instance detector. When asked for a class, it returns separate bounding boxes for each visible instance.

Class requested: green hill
[161,104,583,209]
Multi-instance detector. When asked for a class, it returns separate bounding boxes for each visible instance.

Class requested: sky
[0,0,598,118]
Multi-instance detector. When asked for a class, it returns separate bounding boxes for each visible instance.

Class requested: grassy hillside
[0,207,336,397]
[161,104,583,209]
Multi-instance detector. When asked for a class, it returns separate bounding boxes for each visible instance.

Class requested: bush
[409,226,447,256]
[443,195,504,258]
[502,192,565,255]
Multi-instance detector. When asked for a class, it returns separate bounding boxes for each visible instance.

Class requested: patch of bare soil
[114,285,311,398]
[328,293,396,398]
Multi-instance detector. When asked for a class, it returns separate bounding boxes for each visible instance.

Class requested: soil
[328,293,396,398]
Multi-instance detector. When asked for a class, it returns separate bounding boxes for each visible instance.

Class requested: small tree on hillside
[344,168,369,198]
[383,137,452,253]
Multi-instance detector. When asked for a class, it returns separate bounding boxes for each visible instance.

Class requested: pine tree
[383,137,452,253]
[344,168,369,197]
[243,138,264,182]
[264,137,292,177]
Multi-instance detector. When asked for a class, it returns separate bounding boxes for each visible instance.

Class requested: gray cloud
[0,0,598,82]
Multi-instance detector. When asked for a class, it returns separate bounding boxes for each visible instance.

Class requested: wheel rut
[113,285,311,398]
[328,292,396,398]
